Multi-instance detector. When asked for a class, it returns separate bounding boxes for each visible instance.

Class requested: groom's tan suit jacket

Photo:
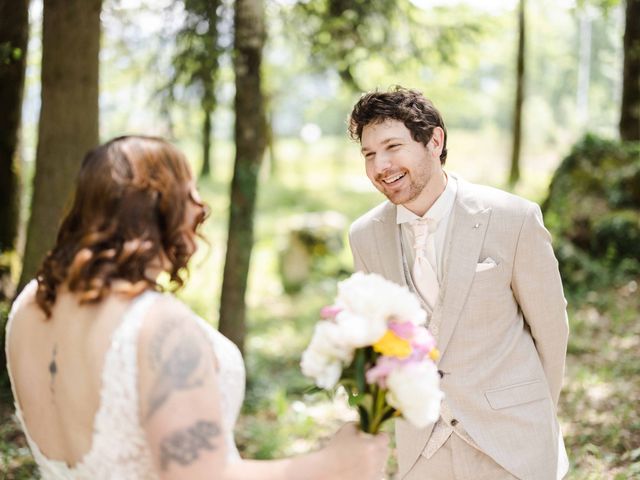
[349,176,569,480]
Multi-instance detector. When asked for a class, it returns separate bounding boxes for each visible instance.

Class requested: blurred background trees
[0,0,29,416]
[159,0,227,178]
[620,0,639,141]
[509,0,526,187]
[0,0,638,476]
[219,0,267,353]
[18,0,102,290]
[0,0,28,300]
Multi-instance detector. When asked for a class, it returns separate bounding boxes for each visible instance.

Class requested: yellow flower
[429,348,440,361]
[373,330,412,358]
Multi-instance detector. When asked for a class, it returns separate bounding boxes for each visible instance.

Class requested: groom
[347,87,569,480]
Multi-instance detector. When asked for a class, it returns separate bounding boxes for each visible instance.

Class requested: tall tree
[19,0,101,290]
[0,0,29,281]
[620,0,640,141]
[218,0,266,353]
[509,0,526,187]
[162,0,225,177]
[0,0,29,403]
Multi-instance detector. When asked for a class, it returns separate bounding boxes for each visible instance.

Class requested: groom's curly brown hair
[35,136,208,316]
[348,86,448,165]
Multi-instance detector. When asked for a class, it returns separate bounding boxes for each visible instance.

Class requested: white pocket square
[475,257,498,272]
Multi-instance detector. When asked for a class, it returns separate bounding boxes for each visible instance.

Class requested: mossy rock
[543,134,640,292]
[592,210,640,260]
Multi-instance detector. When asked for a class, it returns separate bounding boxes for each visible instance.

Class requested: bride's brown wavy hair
[35,135,207,316]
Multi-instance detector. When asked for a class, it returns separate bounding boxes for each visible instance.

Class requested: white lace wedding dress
[5,283,246,479]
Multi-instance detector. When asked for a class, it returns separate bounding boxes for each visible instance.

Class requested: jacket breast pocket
[468,261,509,300]
[484,380,548,410]
[473,260,505,279]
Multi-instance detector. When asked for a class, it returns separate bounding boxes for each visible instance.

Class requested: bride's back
[4,136,220,478]
[7,284,132,466]
[5,136,205,472]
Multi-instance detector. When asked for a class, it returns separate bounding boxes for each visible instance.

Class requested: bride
[5,135,389,479]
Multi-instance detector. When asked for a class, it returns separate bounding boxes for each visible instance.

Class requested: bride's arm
[137,297,388,480]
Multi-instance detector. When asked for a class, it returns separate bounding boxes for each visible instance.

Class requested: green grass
[2,133,638,478]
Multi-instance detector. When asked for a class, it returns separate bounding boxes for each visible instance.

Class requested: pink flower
[320,305,342,319]
[366,356,403,388]
[411,327,437,355]
[388,320,417,339]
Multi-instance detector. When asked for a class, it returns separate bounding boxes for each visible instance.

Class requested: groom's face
[361,119,442,211]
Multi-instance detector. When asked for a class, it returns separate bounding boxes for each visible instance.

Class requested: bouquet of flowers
[301,272,443,434]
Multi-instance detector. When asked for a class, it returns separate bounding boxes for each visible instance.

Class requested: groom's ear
[428,127,445,157]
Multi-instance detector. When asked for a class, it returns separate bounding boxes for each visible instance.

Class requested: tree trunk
[575,9,592,127]
[19,0,101,290]
[0,0,28,258]
[201,105,213,177]
[509,0,526,188]
[218,0,266,353]
[0,0,29,404]
[620,0,640,141]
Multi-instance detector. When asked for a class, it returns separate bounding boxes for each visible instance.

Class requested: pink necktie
[411,218,439,308]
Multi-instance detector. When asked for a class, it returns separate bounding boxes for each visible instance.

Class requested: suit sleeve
[348,227,369,273]
[511,203,569,409]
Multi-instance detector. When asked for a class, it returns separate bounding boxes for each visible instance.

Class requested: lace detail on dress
[5,286,246,479]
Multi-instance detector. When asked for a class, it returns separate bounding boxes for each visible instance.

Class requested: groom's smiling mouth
[381,172,406,184]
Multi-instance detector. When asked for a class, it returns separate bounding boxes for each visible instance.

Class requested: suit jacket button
[437,370,444,378]
[451,419,459,426]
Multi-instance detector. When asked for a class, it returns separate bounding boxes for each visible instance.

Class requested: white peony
[385,360,443,428]
[335,272,426,329]
[301,321,354,389]
[333,310,387,348]
[300,347,343,389]
[306,321,353,363]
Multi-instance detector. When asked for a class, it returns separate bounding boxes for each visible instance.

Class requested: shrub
[543,134,640,294]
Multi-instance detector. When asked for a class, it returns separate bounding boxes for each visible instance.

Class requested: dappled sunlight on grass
[560,280,640,479]
[0,408,38,479]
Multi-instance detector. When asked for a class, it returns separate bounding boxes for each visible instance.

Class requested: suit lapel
[435,180,492,356]
[372,203,406,286]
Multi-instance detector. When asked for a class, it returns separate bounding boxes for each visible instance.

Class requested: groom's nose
[372,153,393,175]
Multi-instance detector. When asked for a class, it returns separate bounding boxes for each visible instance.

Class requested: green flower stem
[367,386,390,434]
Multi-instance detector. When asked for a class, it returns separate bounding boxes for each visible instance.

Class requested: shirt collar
[396,172,458,225]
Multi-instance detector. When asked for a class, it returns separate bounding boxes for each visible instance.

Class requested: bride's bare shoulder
[8,281,45,335]
[136,293,206,350]
[142,293,196,325]
[10,280,39,316]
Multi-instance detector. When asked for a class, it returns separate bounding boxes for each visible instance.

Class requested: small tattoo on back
[48,344,58,393]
